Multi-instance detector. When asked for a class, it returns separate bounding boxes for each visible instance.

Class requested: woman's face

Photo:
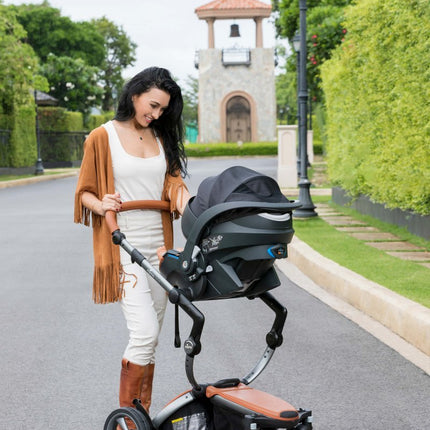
[132,87,170,127]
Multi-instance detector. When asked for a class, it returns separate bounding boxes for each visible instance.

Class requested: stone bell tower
[195,0,276,143]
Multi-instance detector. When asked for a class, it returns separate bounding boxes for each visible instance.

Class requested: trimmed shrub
[185,141,277,157]
[87,112,114,130]
[37,107,85,166]
[8,105,36,167]
[321,0,430,215]
[38,107,83,131]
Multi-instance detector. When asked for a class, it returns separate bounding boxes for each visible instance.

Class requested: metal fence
[39,131,87,168]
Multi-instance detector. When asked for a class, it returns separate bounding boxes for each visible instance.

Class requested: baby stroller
[104,166,313,430]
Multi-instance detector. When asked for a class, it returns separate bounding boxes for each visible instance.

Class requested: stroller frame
[104,199,313,430]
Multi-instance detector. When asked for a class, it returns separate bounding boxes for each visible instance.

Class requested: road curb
[0,171,78,189]
[282,236,430,359]
[281,187,332,197]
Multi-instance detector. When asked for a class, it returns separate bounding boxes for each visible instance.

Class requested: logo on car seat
[202,235,223,253]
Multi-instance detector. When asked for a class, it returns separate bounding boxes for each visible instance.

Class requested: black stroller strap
[174,303,181,348]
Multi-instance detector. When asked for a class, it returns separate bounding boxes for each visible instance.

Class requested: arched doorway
[226,96,251,142]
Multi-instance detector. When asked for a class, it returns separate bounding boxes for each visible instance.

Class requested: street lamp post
[292,31,301,175]
[34,90,44,175]
[294,0,317,218]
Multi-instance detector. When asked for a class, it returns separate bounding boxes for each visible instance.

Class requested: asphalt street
[0,157,429,429]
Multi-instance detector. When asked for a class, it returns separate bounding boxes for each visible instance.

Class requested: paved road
[0,157,429,429]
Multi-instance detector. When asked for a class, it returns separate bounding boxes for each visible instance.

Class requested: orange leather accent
[118,359,148,429]
[119,359,147,408]
[206,383,298,421]
[105,210,119,234]
[122,200,170,212]
[106,200,171,234]
[140,363,155,412]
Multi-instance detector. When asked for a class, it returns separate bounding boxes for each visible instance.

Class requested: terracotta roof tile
[196,0,271,12]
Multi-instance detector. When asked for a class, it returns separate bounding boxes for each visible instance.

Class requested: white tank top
[104,120,166,223]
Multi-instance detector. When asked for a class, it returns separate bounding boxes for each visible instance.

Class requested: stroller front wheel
[104,407,151,430]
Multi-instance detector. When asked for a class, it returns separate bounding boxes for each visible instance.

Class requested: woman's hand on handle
[81,191,122,216]
[100,193,122,215]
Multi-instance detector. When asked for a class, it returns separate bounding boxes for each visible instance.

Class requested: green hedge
[8,105,36,167]
[184,140,323,158]
[86,112,114,130]
[321,0,430,215]
[184,141,278,157]
[38,107,83,131]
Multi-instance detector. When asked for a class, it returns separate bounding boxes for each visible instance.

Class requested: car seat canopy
[182,166,292,239]
[188,165,290,218]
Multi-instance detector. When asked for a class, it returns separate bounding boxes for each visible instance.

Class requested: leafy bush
[321,0,430,215]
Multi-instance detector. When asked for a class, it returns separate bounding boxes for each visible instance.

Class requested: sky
[4,0,283,86]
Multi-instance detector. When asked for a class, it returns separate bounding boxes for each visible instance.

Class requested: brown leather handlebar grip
[105,200,171,234]
[105,210,119,234]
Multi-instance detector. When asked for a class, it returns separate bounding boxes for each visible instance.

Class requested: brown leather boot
[140,363,155,412]
[118,358,147,429]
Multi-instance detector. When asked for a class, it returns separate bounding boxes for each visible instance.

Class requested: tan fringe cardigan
[74,125,187,304]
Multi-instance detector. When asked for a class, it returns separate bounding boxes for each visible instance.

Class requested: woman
[74,67,190,415]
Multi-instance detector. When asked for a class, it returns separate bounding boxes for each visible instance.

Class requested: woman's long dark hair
[114,67,187,177]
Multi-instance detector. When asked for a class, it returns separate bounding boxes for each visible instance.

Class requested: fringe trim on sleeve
[74,190,91,226]
[164,175,188,220]
[92,263,123,304]
[74,191,102,228]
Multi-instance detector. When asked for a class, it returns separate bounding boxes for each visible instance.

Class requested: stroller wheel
[104,407,151,430]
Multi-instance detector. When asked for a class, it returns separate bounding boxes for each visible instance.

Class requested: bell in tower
[229,23,241,38]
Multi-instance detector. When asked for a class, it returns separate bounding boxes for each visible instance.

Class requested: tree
[41,54,103,117]
[13,1,105,67]
[91,17,137,112]
[272,0,350,40]
[181,75,198,127]
[0,4,47,114]
[11,3,137,113]
[276,67,297,124]
[272,0,352,102]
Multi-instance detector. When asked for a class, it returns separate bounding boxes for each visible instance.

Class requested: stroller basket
[160,166,301,301]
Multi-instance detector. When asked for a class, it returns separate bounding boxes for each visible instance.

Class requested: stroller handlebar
[105,200,170,234]
[105,204,205,387]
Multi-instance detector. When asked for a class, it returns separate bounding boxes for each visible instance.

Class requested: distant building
[34,90,58,106]
[195,0,276,143]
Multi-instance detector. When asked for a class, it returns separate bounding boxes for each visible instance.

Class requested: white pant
[118,212,167,366]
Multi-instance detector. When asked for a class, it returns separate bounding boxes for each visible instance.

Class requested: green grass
[0,174,34,181]
[293,196,430,308]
